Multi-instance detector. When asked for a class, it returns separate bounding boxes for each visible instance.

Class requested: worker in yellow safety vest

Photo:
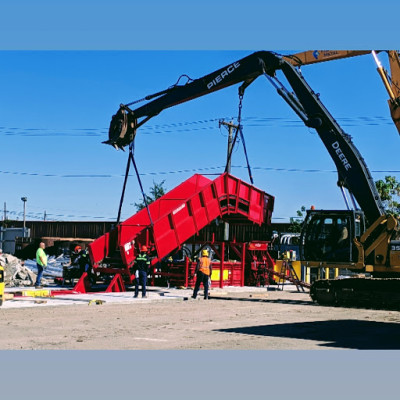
[133,245,151,298]
[35,242,47,289]
[192,249,212,300]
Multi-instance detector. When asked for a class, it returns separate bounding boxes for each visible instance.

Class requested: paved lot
[1,284,400,350]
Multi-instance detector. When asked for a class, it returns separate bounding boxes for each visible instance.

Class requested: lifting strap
[117,142,154,226]
[225,93,254,184]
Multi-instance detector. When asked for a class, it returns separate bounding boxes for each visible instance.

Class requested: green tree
[134,180,167,211]
[288,205,306,233]
[1,219,13,228]
[375,176,400,217]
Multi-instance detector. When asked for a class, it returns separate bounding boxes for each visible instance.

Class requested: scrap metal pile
[0,251,63,287]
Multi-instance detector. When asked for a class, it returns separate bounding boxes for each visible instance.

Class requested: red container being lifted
[88,173,274,282]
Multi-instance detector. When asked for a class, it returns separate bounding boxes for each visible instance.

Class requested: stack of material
[0,252,51,287]
[24,255,65,279]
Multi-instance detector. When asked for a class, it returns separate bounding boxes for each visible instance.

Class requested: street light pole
[21,197,27,238]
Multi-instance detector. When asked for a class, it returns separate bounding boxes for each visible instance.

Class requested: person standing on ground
[133,245,151,298]
[192,249,212,300]
[35,242,47,289]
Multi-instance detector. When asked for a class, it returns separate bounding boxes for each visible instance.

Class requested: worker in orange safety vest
[192,249,212,300]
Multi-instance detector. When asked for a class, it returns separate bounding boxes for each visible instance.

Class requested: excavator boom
[283,50,371,66]
[286,49,400,134]
[387,50,400,132]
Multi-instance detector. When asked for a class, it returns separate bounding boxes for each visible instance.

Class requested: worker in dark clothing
[133,245,151,298]
[78,249,90,275]
[71,245,82,267]
[192,249,212,300]
[71,246,87,276]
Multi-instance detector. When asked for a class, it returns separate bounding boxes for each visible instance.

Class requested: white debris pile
[24,255,65,278]
[0,252,45,287]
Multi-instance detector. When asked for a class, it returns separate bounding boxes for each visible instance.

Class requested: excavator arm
[275,59,385,224]
[107,50,400,153]
[107,50,384,224]
[384,51,400,132]
[106,51,281,150]
[285,49,400,134]
[283,50,371,67]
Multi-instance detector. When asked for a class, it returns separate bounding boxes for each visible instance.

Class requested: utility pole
[44,211,46,221]
[219,120,239,242]
[3,202,6,222]
[21,197,27,238]
[219,120,239,174]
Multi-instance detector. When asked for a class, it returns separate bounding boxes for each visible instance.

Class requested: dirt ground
[1,287,400,350]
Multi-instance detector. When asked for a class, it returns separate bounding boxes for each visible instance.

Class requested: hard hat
[141,245,148,252]
[74,245,82,253]
[201,249,209,257]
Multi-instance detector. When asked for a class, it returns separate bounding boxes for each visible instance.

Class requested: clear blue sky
[1,50,399,222]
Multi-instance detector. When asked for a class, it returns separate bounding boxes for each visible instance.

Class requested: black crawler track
[310,278,400,310]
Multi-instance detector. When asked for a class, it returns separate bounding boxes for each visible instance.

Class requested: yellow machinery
[0,265,4,306]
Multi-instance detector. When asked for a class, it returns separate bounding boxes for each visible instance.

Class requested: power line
[1,165,399,179]
[6,209,115,221]
[0,115,394,137]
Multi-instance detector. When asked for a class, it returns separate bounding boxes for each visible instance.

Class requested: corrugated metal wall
[6,220,291,242]
[7,221,115,240]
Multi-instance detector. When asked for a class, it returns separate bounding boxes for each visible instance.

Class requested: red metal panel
[88,233,108,266]
[225,175,238,196]
[238,180,251,201]
[122,207,151,231]
[213,174,225,197]
[117,175,214,263]
[190,196,208,231]
[248,241,269,251]
[172,203,197,245]
[249,190,263,224]
[202,185,221,221]
[152,216,179,257]
[118,224,145,247]
[88,172,275,278]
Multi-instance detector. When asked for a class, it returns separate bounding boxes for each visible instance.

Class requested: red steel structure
[155,240,277,289]
[66,173,274,294]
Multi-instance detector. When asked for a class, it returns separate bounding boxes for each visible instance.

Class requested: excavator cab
[300,210,366,264]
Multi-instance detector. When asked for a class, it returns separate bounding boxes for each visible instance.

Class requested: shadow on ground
[211,295,312,306]
[216,319,400,349]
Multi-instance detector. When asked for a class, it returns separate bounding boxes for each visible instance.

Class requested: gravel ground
[1,285,400,350]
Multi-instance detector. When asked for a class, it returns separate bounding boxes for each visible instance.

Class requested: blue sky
[1,50,399,222]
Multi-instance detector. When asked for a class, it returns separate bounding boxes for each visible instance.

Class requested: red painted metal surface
[153,241,275,289]
[88,173,274,282]
[162,258,245,289]
[105,274,126,292]
[246,241,276,287]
